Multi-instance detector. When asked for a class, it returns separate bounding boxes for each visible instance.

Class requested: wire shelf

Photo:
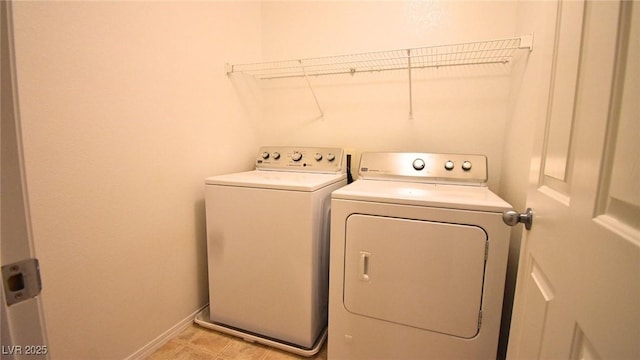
[227,35,533,80]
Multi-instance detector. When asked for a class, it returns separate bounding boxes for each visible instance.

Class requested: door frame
[1,0,49,358]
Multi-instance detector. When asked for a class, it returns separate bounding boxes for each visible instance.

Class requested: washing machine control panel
[255,146,344,173]
[359,152,488,185]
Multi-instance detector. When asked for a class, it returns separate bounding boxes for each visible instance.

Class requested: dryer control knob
[413,158,426,171]
[291,152,303,161]
[444,160,455,171]
[327,153,336,161]
[261,152,270,160]
[315,153,323,161]
[272,152,281,160]
[462,161,472,171]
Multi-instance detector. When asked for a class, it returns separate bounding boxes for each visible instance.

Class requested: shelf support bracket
[407,49,413,119]
[300,60,324,119]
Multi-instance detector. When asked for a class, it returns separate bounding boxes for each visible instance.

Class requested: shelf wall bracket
[519,33,534,51]
[407,49,413,120]
[300,60,324,119]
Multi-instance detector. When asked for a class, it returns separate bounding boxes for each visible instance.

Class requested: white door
[507,1,639,359]
[1,1,49,358]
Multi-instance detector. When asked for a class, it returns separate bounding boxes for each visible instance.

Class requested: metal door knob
[502,208,533,230]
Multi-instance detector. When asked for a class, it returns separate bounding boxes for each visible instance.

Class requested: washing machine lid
[206,170,347,192]
[332,179,511,212]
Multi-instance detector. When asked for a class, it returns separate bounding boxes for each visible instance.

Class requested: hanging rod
[226,34,534,80]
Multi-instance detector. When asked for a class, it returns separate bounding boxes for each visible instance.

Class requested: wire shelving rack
[226,34,534,118]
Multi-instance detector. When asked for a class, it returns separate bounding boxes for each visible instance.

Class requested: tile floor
[146,324,327,360]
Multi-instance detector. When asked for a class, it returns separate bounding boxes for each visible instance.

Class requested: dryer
[328,152,512,359]
[196,146,346,356]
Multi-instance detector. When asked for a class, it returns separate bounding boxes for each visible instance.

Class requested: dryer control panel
[358,152,487,185]
[256,146,344,174]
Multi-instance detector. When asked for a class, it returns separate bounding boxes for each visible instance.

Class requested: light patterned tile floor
[146,324,327,360]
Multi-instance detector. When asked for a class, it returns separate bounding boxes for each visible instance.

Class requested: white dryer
[328,152,512,359]
[196,146,347,356]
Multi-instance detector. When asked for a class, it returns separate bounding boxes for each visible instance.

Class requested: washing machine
[195,146,347,356]
[328,152,512,359]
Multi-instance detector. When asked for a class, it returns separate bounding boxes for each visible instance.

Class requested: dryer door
[344,214,487,338]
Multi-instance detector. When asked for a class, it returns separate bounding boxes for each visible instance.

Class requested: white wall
[255,2,555,358]
[9,1,559,359]
[255,1,519,191]
[11,2,261,359]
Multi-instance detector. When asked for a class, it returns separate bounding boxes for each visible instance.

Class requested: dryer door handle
[359,252,371,282]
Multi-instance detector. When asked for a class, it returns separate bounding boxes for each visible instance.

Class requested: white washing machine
[328,152,512,359]
[195,146,347,356]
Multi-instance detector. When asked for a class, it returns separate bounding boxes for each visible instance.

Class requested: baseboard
[124,304,208,360]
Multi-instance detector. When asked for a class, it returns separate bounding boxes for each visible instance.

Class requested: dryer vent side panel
[343,215,487,338]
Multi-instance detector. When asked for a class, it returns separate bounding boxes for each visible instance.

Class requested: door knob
[502,208,533,230]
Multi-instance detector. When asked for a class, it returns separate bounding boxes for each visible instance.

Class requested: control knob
[327,153,336,161]
[462,161,472,171]
[413,158,425,171]
[272,152,281,160]
[314,153,323,161]
[291,152,303,161]
[444,160,455,171]
[261,152,270,160]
